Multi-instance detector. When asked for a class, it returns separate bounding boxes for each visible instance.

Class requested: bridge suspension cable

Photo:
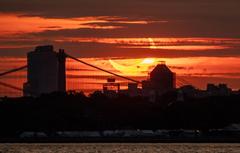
[0,65,27,77]
[0,81,23,91]
[178,78,192,86]
[0,65,27,94]
[66,54,140,84]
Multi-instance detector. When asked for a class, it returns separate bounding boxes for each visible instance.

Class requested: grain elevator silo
[23,45,66,96]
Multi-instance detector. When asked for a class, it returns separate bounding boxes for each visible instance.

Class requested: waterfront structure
[127,83,139,97]
[207,83,232,96]
[23,45,66,96]
[149,61,176,93]
[103,78,120,98]
[178,83,233,101]
[142,61,176,99]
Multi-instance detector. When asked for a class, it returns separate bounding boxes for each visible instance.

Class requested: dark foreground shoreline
[1,92,240,144]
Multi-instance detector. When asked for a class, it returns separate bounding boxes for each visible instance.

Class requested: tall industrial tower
[23,45,66,96]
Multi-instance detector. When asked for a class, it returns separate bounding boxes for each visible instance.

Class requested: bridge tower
[23,45,66,96]
[58,49,66,92]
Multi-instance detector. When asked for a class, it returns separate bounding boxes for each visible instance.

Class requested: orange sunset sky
[0,0,240,95]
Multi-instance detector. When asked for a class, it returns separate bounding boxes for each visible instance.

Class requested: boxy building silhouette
[23,45,66,96]
[142,61,176,98]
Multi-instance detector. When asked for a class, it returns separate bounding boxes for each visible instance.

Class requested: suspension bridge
[0,48,192,97]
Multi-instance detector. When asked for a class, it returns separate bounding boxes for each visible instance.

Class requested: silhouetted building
[143,61,175,97]
[141,62,176,102]
[23,45,66,96]
[103,78,120,98]
[142,80,151,96]
[218,84,232,95]
[207,84,219,95]
[149,61,176,94]
[207,83,231,96]
[127,83,141,97]
[178,85,209,100]
[179,85,197,99]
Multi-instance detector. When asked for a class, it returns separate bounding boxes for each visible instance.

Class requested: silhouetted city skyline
[1,1,240,97]
[0,45,239,99]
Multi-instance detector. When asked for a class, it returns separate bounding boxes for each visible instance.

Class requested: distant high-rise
[149,61,176,94]
[141,61,176,100]
[207,83,231,96]
[23,45,66,96]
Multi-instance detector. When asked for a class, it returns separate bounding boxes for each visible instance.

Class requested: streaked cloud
[0,0,240,58]
[0,14,129,35]
[55,37,240,51]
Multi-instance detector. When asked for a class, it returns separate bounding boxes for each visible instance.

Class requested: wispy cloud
[0,14,160,35]
[55,37,240,51]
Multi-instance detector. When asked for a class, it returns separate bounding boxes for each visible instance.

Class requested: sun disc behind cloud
[109,58,157,76]
[142,58,155,64]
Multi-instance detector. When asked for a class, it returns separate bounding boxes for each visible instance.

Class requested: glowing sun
[109,58,156,76]
[142,58,155,64]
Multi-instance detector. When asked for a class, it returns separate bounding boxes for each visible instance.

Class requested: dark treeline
[0,91,240,137]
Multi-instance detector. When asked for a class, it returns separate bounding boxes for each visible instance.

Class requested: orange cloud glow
[0,14,158,36]
[56,37,239,51]
[123,45,230,50]
[0,14,125,35]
